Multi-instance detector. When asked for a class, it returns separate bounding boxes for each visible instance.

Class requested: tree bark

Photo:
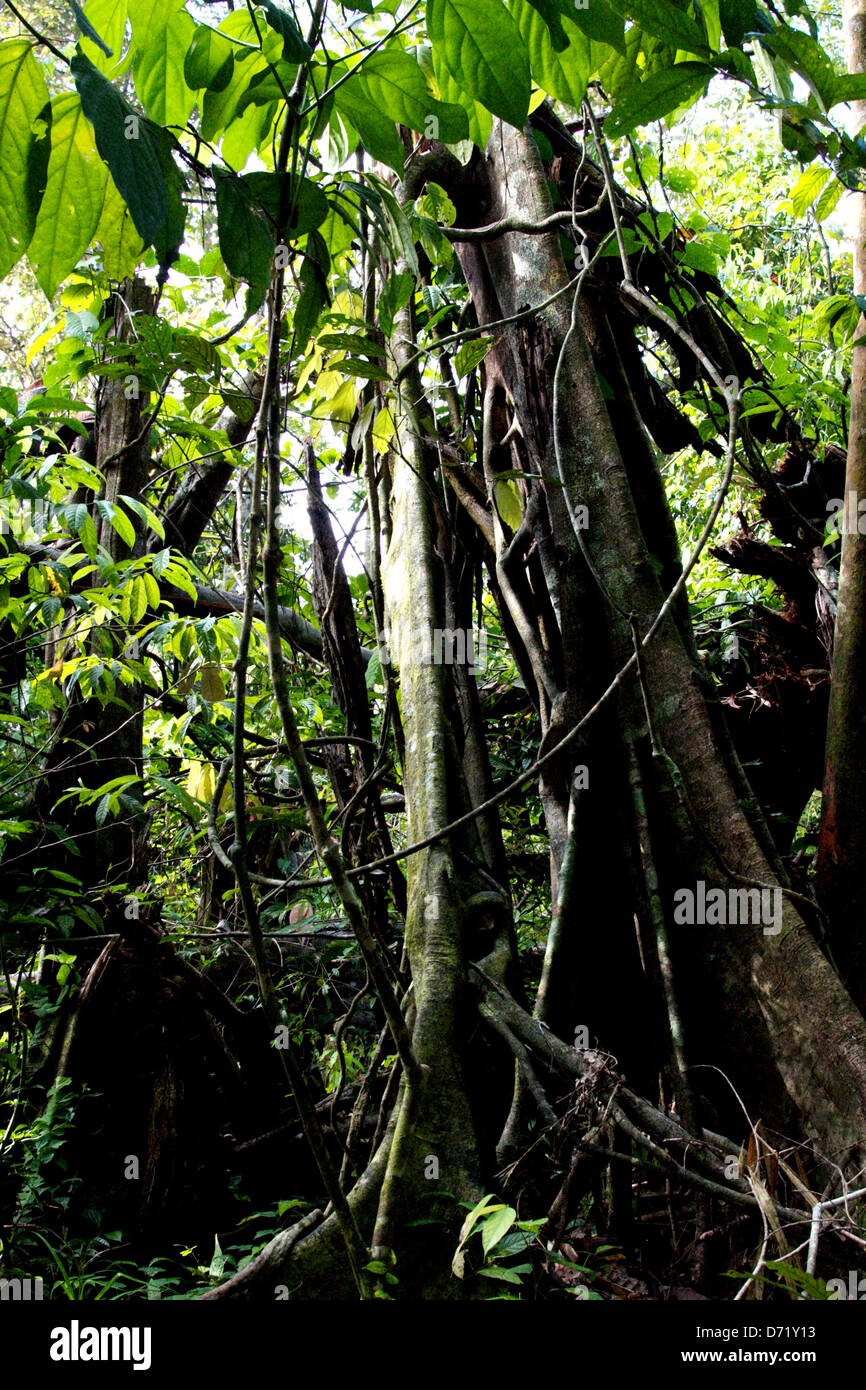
[817,0,866,1009]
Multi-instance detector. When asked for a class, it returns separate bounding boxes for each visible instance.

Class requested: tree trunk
[817,0,866,1010]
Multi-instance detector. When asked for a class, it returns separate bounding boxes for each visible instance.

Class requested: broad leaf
[718,0,758,47]
[334,76,404,171]
[132,0,197,127]
[608,0,709,54]
[509,0,592,110]
[341,49,469,145]
[481,1205,517,1256]
[27,92,109,297]
[567,0,626,54]
[431,49,492,150]
[790,162,830,217]
[214,167,274,313]
[0,40,51,278]
[79,0,129,73]
[70,0,113,56]
[257,0,312,62]
[243,171,329,238]
[71,53,169,246]
[605,61,714,136]
[293,235,331,356]
[427,0,532,129]
[184,26,235,93]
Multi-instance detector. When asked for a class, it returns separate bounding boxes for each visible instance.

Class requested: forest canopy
[1,0,865,1308]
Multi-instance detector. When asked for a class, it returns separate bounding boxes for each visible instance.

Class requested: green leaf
[243,171,329,238]
[762,28,837,111]
[334,74,404,171]
[427,0,532,129]
[132,0,197,127]
[790,162,830,217]
[605,61,714,136]
[151,547,170,579]
[94,174,146,278]
[718,0,758,47]
[334,357,390,381]
[148,121,186,278]
[566,0,626,53]
[509,0,592,109]
[815,177,842,222]
[256,0,312,63]
[214,167,274,314]
[453,336,492,377]
[120,493,165,540]
[608,0,709,53]
[27,91,109,298]
[0,40,51,278]
[78,0,128,73]
[523,0,568,49]
[342,50,469,145]
[70,53,169,246]
[378,269,414,337]
[678,239,718,274]
[78,510,98,558]
[70,0,113,56]
[65,308,99,338]
[293,243,330,357]
[184,25,235,93]
[96,498,136,549]
[364,647,382,689]
[430,48,493,150]
[829,73,866,109]
[494,476,523,531]
[318,332,384,358]
[480,1206,514,1262]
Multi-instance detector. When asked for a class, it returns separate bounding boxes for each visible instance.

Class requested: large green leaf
[509,0,592,109]
[830,73,866,108]
[95,173,145,278]
[718,0,758,47]
[184,25,235,92]
[431,47,492,149]
[132,0,196,127]
[79,0,129,74]
[200,11,281,144]
[257,0,312,62]
[427,0,531,129]
[567,0,626,53]
[760,27,836,110]
[147,121,186,277]
[243,171,329,239]
[214,167,273,314]
[340,50,469,145]
[71,53,169,246]
[70,0,113,57]
[27,93,109,297]
[607,0,708,54]
[605,60,714,135]
[334,78,404,171]
[523,0,568,49]
[221,99,276,169]
[293,233,331,356]
[0,40,51,278]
